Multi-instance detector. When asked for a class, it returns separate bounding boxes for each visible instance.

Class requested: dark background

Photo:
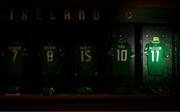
[0,0,179,111]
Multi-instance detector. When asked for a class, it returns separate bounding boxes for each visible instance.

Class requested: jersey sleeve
[59,47,64,56]
[163,44,169,58]
[127,43,134,58]
[22,47,28,56]
[108,48,113,57]
[144,43,149,55]
[108,43,114,58]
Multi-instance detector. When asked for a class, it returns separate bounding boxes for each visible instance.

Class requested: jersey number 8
[47,50,53,62]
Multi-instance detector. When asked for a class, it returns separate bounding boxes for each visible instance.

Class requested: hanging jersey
[109,42,134,77]
[144,42,169,75]
[40,42,64,76]
[3,41,26,76]
[75,43,97,76]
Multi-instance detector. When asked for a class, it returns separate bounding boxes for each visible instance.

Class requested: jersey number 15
[80,49,91,62]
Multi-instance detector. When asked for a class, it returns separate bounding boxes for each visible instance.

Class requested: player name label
[149,46,162,50]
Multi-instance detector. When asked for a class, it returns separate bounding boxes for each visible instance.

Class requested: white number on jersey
[80,49,91,62]
[151,50,159,62]
[116,49,128,62]
[12,49,18,63]
[47,50,53,62]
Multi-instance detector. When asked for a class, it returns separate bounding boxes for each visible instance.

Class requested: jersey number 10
[116,49,127,62]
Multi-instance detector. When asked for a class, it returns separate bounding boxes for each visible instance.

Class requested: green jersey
[3,41,26,76]
[40,42,64,76]
[75,43,97,76]
[144,42,169,75]
[109,42,133,77]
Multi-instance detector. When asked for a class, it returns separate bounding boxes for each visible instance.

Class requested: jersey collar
[151,41,160,44]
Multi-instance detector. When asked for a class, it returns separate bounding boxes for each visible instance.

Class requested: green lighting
[152,36,160,42]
